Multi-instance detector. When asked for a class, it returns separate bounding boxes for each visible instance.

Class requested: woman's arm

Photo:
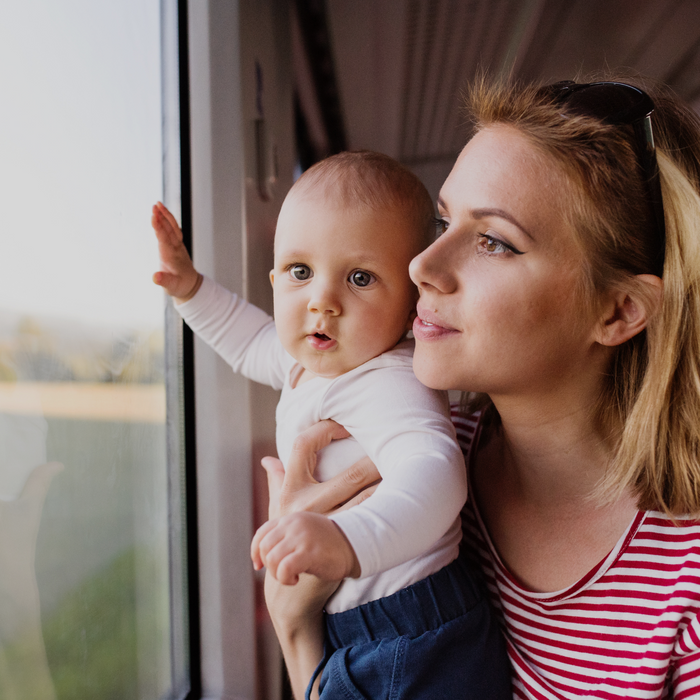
[261,421,380,699]
[264,571,335,700]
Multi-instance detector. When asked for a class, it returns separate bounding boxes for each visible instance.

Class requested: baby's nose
[307,284,341,315]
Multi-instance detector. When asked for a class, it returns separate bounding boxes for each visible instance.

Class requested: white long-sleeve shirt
[177,276,466,612]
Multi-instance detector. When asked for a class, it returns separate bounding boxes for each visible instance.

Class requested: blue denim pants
[307,548,511,699]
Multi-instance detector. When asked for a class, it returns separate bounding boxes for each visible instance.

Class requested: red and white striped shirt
[453,410,700,699]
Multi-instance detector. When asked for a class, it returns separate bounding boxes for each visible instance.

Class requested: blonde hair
[462,77,700,515]
[290,150,435,252]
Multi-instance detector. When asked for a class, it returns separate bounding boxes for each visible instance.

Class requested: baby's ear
[269,270,275,288]
[594,274,663,347]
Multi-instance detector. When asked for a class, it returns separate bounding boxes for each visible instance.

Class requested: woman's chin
[412,352,455,391]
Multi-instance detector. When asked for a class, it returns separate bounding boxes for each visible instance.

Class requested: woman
[263,77,700,698]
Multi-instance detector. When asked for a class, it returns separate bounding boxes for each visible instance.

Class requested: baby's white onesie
[177,276,467,613]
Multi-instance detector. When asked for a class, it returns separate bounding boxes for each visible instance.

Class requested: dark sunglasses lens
[558,84,653,125]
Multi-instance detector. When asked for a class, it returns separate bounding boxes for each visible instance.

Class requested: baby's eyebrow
[277,249,382,268]
[276,249,308,259]
[345,254,382,267]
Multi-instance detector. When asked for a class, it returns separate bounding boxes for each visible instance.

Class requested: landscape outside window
[0,2,181,698]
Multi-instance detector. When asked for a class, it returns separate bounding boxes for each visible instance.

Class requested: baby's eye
[290,264,312,280]
[349,270,375,287]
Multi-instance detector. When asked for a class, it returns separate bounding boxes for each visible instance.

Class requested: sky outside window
[2,0,164,329]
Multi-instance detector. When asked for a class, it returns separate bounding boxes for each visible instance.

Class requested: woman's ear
[269,270,275,288]
[594,274,663,347]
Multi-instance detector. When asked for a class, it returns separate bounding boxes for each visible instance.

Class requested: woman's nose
[409,233,459,294]
[307,282,341,315]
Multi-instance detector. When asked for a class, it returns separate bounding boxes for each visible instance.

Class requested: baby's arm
[151,201,202,302]
[152,202,291,389]
[322,358,467,578]
[251,512,360,585]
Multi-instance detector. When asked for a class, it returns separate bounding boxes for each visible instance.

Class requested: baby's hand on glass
[151,201,202,302]
[251,511,361,585]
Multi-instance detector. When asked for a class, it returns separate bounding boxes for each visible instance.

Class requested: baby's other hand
[251,512,360,585]
[151,201,202,302]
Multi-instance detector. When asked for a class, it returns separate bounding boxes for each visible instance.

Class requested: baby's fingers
[152,270,179,291]
[156,201,183,239]
[275,552,306,586]
[252,521,306,585]
[152,202,182,247]
[251,519,278,570]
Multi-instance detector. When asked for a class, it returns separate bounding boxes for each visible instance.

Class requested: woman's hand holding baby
[260,420,379,700]
[262,420,381,520]
[252,512,361,584]
[254,421,375,585]
[151,201,202,303]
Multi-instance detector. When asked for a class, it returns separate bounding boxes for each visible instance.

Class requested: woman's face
[410,125,603,398]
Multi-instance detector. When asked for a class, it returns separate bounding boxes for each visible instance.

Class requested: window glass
[0,2,186,698]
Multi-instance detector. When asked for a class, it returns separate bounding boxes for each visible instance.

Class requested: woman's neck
[486,379,616,503]
[497,409,609,505]
[473,392,639,592]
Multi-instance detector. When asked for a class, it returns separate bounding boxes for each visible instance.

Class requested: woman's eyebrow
[436,198,533,241]
[471,208,534,241]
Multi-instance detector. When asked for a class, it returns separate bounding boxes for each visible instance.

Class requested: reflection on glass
[0,2,179,698]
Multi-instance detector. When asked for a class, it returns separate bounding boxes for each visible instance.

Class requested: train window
[0,2,192,698]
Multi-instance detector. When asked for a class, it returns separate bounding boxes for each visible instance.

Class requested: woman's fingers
[317,456,381,512]
[275,421,351,516]
[262,420,381,518]
[280,454,380,516]
[261,456,286,520]
[333,479,380,512]
[285,420,351,487]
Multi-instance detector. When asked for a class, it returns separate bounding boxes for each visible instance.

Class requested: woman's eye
[290,264,312,280]
[434,217,449,235]
[483,236,508,254]
[349,270,375,287]
[478,233,523,256]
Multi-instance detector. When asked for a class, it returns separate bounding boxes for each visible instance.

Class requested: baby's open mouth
[307,332,336,350]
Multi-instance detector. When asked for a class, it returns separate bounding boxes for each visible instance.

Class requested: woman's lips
[307,332,337,351]
[412,307,458,341]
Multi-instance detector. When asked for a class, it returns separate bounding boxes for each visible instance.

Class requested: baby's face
[270,194,420,379]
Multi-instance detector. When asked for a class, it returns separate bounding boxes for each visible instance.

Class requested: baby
[152,151,509,699]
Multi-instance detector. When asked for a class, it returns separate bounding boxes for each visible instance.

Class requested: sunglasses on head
[541,80,666,277]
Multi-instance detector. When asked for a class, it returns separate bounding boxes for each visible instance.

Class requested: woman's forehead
[440,126,579,251]
[444,128,560,205]
[447,126,548,190]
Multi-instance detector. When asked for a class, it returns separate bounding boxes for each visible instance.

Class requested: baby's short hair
[290,150,435,252]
